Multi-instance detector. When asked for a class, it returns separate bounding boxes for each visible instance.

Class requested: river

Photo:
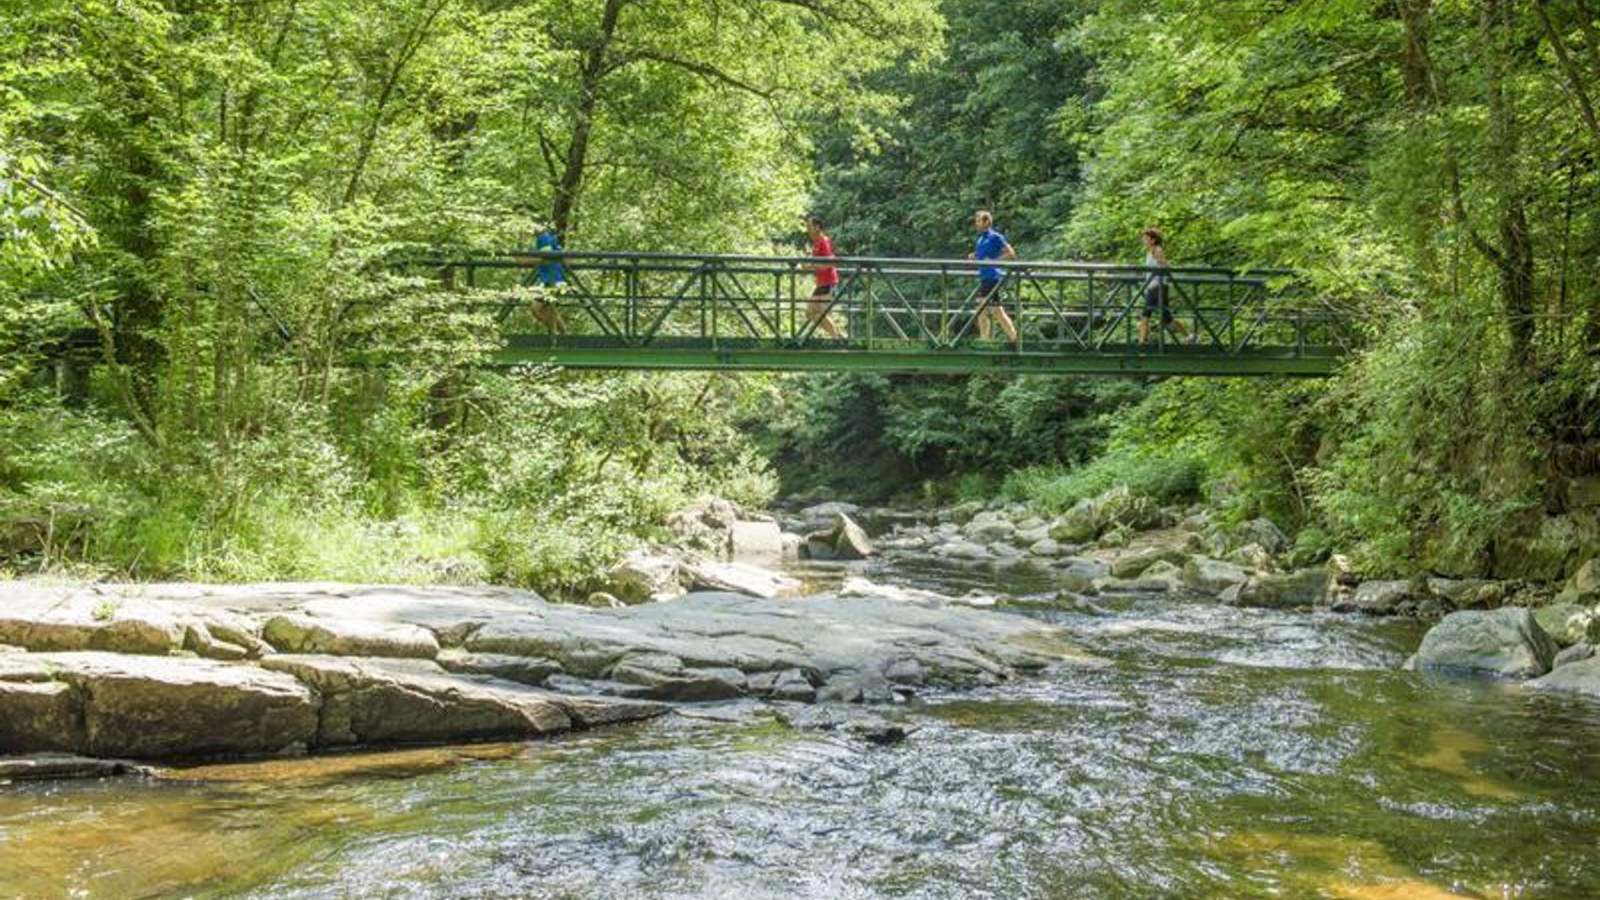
[4,554,1600,899]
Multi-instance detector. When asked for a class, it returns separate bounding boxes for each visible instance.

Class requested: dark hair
[1142,228,1164,245]
[805,215,824,230]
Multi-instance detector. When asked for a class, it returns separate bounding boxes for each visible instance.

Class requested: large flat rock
[466,592,1097,700]
[257,655,662,747]
[0,651,319,758]
[0,587,185,654]
[3,583,1096,714]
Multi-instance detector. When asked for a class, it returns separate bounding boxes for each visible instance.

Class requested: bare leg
[993,307,1019,344]
[533,300,567,334]
[808,297,843,338]
[977,309,993,340]
[1138,316,1151,345]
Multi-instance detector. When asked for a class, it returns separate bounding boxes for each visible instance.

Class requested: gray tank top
[1145,250,1169,286]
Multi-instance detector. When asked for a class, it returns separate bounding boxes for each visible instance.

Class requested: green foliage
[755,373,1146,501]
[1002,448,1206,514]
[811,0,1088,258]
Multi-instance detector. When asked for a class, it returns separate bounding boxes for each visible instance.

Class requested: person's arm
[1001,242,1017,261]
[1151,246,1169,267]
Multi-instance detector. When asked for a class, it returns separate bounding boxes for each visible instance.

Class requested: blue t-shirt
[535,232,564,286]
[975,228,1008,282]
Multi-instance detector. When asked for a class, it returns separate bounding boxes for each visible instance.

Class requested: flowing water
[5,557,1600,899]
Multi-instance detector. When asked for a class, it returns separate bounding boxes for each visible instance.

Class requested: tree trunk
[1484,0,1537,359]
[551,0,629,236]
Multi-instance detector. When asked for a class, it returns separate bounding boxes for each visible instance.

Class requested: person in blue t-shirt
[966,210,1018,345]
[518,227,568,333]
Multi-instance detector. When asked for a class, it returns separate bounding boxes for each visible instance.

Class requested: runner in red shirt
[805,216,844,340]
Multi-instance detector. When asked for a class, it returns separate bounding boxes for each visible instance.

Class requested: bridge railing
[396,250,1352,359]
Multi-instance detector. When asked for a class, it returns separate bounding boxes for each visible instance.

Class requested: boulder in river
[1225,568,1329,609]
[963,511,1016,544]
[608,652,748,702]
[729,519,785,564]
[681,559,801,599]
[1027,538,1065,558]
[259,654,662,746]
[1553,642,1594,670]
[932,540,992,562]
[1049,500,1102,544]
[1182,557,1250,593]
[1532,602,1595,647]
[1425,578,1510,611]
[604,548,688,602]
[1531,655,1600,698]
[1110,546,1189,579]
[1331,579,1413,616]
[801,512,876,561]
[1409,608,1558,678]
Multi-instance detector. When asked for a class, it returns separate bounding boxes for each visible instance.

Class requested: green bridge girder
[494,337,1340,376]
[403,251,1354,377]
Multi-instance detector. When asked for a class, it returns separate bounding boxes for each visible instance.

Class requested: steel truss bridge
[401,251,1351,376]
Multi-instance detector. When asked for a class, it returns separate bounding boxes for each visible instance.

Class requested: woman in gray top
[1138,228,1193,346]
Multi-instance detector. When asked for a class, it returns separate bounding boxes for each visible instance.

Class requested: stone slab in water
[0,753,150,781]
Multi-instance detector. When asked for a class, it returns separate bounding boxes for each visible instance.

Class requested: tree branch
[1532,0,1600,151]
[615,50,775,98]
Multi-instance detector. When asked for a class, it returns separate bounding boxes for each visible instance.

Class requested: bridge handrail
[409,250,1300,280]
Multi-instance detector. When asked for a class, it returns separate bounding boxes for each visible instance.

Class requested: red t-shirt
[812,236,839,286]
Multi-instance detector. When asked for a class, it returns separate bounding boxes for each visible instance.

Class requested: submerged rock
[1409,608,1558,678]
[0,754,151,781]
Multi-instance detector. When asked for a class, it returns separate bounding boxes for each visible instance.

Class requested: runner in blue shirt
[518,227,568,333]
[966,210,1018,345]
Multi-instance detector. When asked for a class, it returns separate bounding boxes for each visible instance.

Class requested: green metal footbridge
[398,251,1352,376]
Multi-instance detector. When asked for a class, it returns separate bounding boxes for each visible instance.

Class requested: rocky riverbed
[5,490,1600,774]
[0,581,1094,764]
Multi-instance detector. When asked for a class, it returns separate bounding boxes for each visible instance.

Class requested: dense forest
[3,0,1598,592]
